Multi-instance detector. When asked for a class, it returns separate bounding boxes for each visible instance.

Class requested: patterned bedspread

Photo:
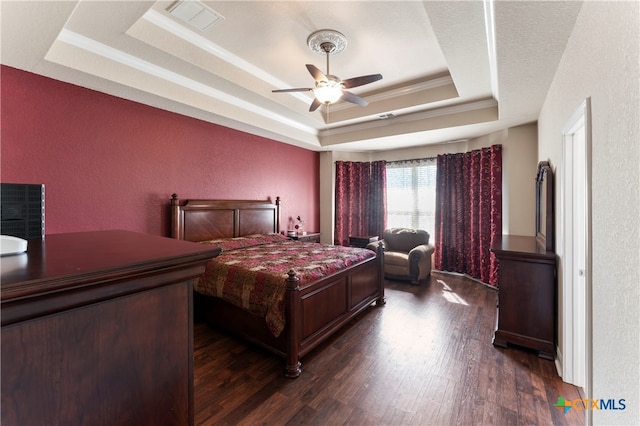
[195,234,376,337]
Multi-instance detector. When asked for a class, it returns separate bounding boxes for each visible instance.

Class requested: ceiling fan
[272,30,383,112]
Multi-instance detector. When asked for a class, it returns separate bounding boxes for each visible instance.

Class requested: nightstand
[349,235,379,248]
[289,232,321,243]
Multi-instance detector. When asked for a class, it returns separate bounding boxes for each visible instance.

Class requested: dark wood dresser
[1,230,220,426]
[491,235,557,360]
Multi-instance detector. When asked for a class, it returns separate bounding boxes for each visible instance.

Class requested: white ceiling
[0,1,583,152]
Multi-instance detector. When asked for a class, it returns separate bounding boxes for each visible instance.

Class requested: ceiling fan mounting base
[307,30,347,56]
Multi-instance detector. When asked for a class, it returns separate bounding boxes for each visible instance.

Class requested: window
[386,158,437,237]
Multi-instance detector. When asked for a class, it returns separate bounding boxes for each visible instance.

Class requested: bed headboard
[170,194,281,242]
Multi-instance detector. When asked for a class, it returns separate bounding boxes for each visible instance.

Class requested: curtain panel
[334,161,387,246]
[434,145,502,286]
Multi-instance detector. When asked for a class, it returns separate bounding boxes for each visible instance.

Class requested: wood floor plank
[432,375,460,425]
[194,272,585,425]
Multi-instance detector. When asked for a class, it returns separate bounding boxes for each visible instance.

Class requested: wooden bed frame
[170,194,385,378]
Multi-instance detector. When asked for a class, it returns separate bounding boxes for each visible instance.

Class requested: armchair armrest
[408,244,435,259]
[408,244,435,282]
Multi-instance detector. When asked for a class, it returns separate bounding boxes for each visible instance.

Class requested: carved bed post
[284,269,302,378]
[376,243,386,306]
[170,194,183,239]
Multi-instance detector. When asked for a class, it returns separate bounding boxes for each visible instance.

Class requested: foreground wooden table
[1,230,220,426]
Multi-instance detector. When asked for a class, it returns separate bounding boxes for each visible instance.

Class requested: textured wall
[538,2,639,424]
[1,66,319,236]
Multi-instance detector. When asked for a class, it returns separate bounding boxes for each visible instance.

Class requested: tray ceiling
[1,1,583,151]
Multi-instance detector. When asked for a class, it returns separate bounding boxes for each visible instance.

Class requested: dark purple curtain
[434,145,502,286]
[369,161,387,239]
[335,161,387,246]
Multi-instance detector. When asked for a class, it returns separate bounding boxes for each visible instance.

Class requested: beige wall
[319,123,538,243]
[538,1,639,424]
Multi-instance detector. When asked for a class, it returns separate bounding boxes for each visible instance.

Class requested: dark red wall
[1,66,319,236]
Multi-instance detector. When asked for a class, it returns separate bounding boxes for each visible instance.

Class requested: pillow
[199,233,288,251]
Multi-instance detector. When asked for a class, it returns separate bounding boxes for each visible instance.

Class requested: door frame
[560,98,592,403]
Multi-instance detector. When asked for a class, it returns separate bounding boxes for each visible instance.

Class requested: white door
[561,99,591,393]
[570,118,586,388]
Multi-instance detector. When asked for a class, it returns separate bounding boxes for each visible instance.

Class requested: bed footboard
[283,244,385,378]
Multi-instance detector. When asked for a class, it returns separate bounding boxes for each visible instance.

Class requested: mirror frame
[535,161,554,251]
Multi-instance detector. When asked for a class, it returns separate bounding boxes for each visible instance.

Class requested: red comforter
[195,234,376,336]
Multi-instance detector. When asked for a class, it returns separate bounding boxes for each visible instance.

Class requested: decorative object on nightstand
[295,216,306,235]
[349,235,379,248]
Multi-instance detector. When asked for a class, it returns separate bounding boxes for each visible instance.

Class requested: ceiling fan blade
[309,98,322,112]
[341,74,383,89]
[341,90,368,107]
[272,88,312,93]
[306,64,327,82]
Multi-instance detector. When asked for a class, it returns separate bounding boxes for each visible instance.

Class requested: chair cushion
[385,251,409,266]
[383,228,430,252]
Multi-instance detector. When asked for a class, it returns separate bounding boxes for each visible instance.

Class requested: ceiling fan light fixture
[314,80,343,104]
[272,29,382,111]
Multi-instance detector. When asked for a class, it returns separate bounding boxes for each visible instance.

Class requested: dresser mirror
[535,161,554,251]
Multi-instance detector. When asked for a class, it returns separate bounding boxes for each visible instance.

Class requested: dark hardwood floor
[194,271,584,425]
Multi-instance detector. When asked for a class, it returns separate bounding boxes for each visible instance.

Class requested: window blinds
[385,158,437,238]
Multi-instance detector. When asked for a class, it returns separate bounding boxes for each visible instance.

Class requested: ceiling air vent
[168,1,225,32]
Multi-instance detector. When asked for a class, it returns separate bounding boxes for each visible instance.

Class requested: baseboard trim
[555,346,564,379]
[432,270,497,291]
